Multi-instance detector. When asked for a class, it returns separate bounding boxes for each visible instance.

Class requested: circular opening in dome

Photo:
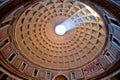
[55,25,66,35]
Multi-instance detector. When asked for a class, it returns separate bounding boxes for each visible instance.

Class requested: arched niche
[54,75,68,80]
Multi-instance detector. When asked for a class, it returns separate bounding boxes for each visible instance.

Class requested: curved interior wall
[0,0,120,80]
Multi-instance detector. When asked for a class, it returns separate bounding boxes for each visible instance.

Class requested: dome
[13,0,107,70]
[0,0,120,80]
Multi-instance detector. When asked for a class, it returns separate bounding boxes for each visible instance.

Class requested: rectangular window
[47,72,50,79]
[105,52,115,63]
[0,38,9,48]
[0,21,10,28]
[72,72,76,79]
[20,63,27,71]
[112,37,120,47]
[33,69,39,77]
[8,53,16,62]
[110,19,120,26]
[70,72,76,79]
[45,72,51,80]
